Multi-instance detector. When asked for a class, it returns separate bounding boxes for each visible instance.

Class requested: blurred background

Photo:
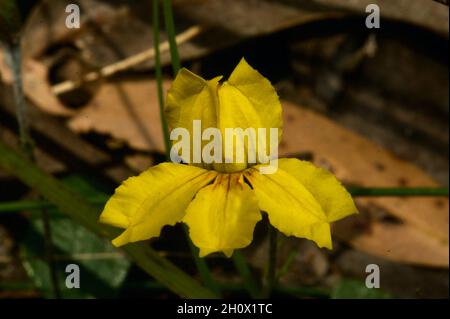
[0,0,448,299]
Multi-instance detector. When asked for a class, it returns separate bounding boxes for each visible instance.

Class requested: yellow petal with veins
[278,158,357,222]
[99,163,217,246]
[221,58,282,140]
[215,58,283,172]
[165,68,221,131]
[165,68,222,167]
[244,166,332,249]
[183,173,261,257]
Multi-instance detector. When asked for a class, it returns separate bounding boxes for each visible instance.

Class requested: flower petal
[165,68,222,167]
[278,158,357,222]
[165,68,221,131]
[215,58,282,172]
[99,163,217,246]
[244,167,332,249]
[218,58,282,139]
[183,173,262,257]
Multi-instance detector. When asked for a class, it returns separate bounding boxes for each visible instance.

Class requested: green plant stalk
[347,187,449,196]
[275,248,298,283]
[261,225,277,298]
[6,40,60,299]
[7,41,33,159]
[0,140,217,298]
[152,0,171,159]
[160,0,219,295]
[232,251,260,298]
[1,187,447,213]
[184,225,221,296]
[162,0,181,75]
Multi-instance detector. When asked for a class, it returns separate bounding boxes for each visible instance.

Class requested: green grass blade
[232,251,260,298]
[162,0,181,74]
[348,187,449,196]
[152,0,171,158]
[1,186,448,214]
[184,225,221,296]
[0,140,217,298]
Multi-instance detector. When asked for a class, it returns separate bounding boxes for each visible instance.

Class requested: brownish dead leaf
[68,78,169,152]
[23,59,76,116]
[0,53,75,116]
[281,100,448,267]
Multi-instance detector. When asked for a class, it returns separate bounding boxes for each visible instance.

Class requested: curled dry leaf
[22,59,76,116]
[0,51,75,116]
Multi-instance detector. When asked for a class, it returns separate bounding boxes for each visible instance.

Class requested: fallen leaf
[281,100,448,267]
[0,52,75,116]
[0,49,13,82]
[23,59,76,116]
[68,78,169,152]
[334,217,448,267]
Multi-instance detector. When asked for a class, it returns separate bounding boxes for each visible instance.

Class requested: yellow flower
[99,58,357,257]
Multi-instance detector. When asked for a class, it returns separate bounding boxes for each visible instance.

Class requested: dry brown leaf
[0,52,75,116]
[281,101,448,267]
[334,217,448,268]
[68,78,169,152]
[0,49,13,83]
[23,59,76,116]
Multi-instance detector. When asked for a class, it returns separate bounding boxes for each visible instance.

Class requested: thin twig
[51,25,202,96]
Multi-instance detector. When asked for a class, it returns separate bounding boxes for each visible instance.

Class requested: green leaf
[331,279,391,299]
[21,175,130,298]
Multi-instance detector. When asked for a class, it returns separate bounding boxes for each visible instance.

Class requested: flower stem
[152,0,171,159]
[232,251,259,298]
[183,226,221,296]
[162,0,181,75]
[275,247,298,283]
[7,41,33,159]
[262,225,277,298]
